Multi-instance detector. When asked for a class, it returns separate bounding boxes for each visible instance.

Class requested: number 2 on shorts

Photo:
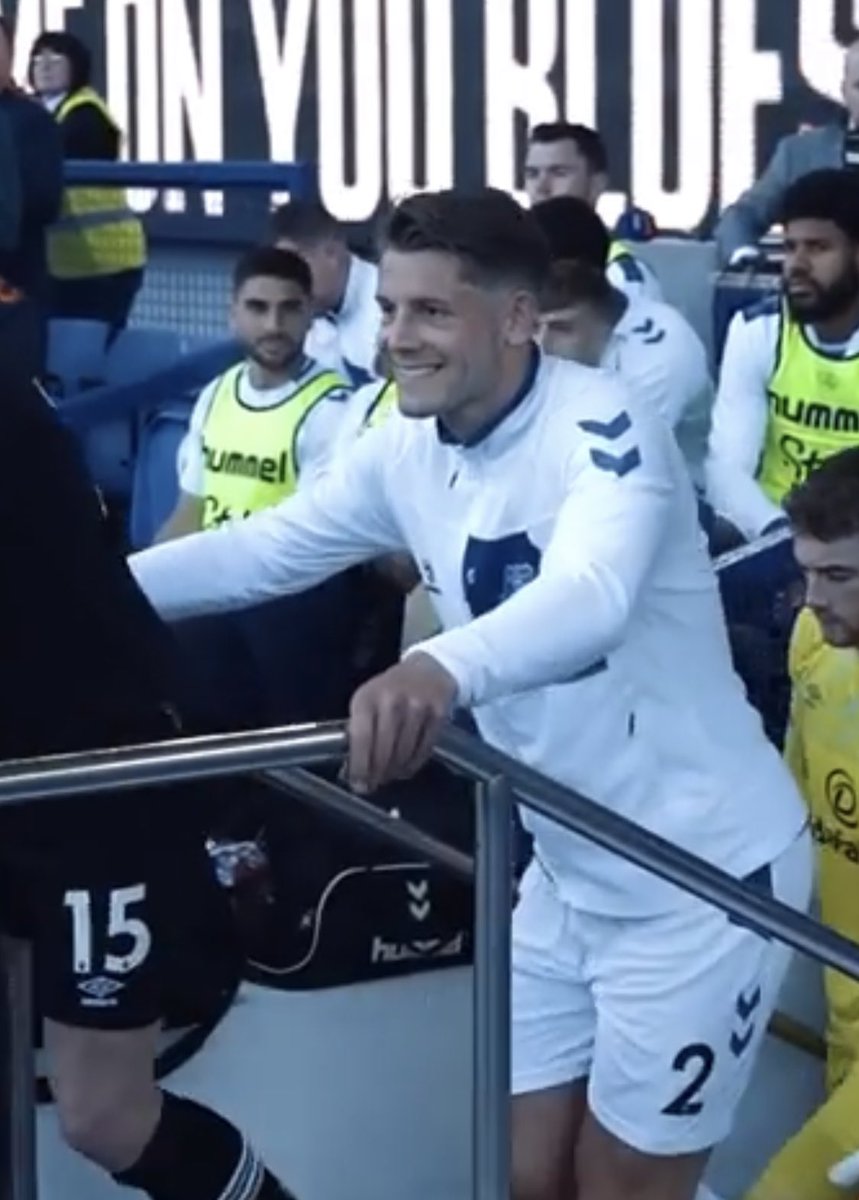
[63,885,152,975]
[661,1042,716,1117]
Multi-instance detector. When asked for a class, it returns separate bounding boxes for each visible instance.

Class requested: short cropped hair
[270,201,342,246]
[232,246,312,295]
[540,260,614,314]
[529,123,609,175]
[381,188,551,294]
[781,170,859,243]
[785,447,859,541]
[530,197,611,270]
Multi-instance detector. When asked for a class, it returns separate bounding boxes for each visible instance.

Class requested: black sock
[112,1090,297,1199]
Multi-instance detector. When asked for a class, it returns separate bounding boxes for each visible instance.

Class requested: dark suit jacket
[715,124,843,265]
[0,90,63,296]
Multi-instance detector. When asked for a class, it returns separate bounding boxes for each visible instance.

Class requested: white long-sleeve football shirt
[131,352,805,915]
[305,255,381,387]
[606,252,664,303]
[600,294,714,486]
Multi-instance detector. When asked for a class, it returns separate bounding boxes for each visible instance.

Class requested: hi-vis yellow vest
[760,305,859,504]
[201,364,343,529]
[360,379,398,432]
[48,88,146,280]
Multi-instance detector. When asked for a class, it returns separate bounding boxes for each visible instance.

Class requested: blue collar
[437,344,541,449]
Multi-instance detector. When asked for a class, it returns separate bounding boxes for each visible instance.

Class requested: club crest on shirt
[501,561,537,599]
[462,531,542,619]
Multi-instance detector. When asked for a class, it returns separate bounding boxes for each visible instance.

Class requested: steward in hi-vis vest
[49,87,145,280]
[29,30,146,331]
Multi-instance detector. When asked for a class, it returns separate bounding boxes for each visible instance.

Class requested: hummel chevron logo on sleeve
[589,447,642,478]
[578,412,632,439]
[631,318,667,344]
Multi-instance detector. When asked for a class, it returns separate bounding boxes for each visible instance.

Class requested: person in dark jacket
[0,369,297,1198]
[0,17,63,377]
[28,30,146,334]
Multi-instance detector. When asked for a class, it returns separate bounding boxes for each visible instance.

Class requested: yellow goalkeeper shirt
[745,608,859,1200]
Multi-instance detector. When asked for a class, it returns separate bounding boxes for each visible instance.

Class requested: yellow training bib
[201,364,343,529]
[360,379,398,432]
[760,306,859,504]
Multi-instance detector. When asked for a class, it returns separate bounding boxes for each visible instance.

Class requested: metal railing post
[472,775,513,1200]
[0,937,37,1200]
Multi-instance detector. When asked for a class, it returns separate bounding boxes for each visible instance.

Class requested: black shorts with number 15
[0,789,240,1030]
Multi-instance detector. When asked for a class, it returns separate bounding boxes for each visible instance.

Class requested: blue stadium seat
[82,328,181,500]
[105,326,183,385]
[179,333,226,356]
[129,401,193,549]
[46,319,136,496]
[46,318,109,397]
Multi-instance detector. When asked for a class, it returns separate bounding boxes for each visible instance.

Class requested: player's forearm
[130,520,294,621]
[411,561,636,707]
[131,470,405,622]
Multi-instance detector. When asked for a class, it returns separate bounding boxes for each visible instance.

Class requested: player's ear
[228,296,241,337]
[503,288,540,347]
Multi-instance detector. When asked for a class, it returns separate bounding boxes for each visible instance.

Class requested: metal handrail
[1,718,858,1200]
[1,720,858,979]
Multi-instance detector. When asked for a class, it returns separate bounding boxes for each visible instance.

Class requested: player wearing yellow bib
[745,447,859,1200]
[158,246,351,542]
[706,170,859,543]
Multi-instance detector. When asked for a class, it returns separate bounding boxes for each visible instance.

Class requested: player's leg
[46,1020,294,1198]
[510,862,594,1199]
[34,819,299,1198]
[44,1019,160,1167]
[513,1084,588,1200]
[576,830,813,1200]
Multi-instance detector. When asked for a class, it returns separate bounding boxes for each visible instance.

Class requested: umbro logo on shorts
[78,975,125,1006]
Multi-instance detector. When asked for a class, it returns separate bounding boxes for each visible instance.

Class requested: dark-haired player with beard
[706,170,859,544]
[158,245,351,542]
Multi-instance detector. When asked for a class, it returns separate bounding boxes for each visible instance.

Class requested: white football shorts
[511,828,813,1154]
